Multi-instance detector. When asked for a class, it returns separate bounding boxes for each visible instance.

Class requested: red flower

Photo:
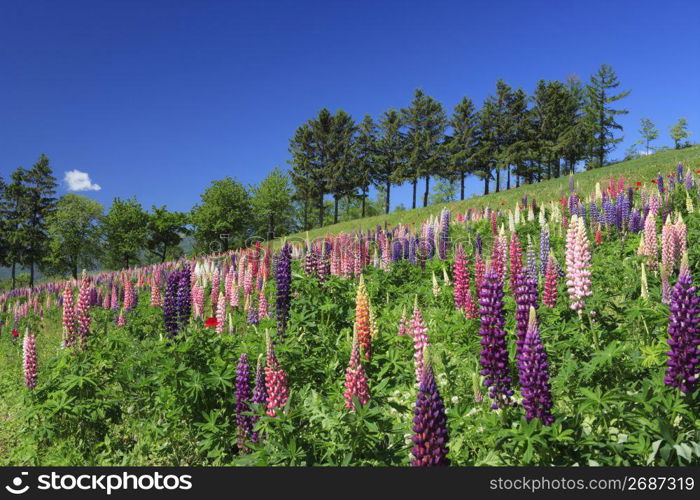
[498,202,504,206]
[667,174,672,178]
[651,180,658,184]
[205,317,218,327]
[696,170,700,174]
[635,187,640,190]
[635,181,642,186]
[11,330,19,338]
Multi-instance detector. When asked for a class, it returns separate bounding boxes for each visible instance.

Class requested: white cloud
[64,170,101,191]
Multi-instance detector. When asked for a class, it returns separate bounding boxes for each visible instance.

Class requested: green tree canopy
[102,197,148,269]
[250,167,294,240]
[670,118,691,149]
[146,206,189,263]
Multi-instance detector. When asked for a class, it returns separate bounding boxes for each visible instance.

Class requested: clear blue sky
[2,0,699,213]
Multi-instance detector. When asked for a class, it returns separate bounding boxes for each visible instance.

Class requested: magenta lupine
[664,263,700,394]
[543,254,559,308]
[517,308,554,425]
[264,333,289,417]
[410,360,450,467]
[565,215,592,314]
[474,252,486,297]
[123,276,135,310]
[410,303,430,384]
[257,288,269,319]
[514,269,538,357]
[344,331,370,410]
[76,272,92,348]
[509,233,523,293]
[62,284,77,349]
[110,283,119,311]
[23,330,38,389]
[453,244,469,311]
[235,353,254,446]
[478,269,514,409]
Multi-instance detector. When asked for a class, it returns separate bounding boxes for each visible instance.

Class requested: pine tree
[373,109,405,214]
[502,88,528,189]
[401,89,447,208]
[639,118,659,154]
[327,110,357,224]
[0,168,29,289]
[355,115,376,217]
[479,80,513,193]
[446,97,480,200]
[670,118,691,149]
[288,123,317,230]
[583,64,630,168]
[558,75,587,174]
[24,154,58,287]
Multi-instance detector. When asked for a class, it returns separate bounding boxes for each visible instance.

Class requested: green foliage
[670,118,691,149]
[250,167,294,240]
[190,177,252,253]
[146,206,189,263]
[102,197,148,269]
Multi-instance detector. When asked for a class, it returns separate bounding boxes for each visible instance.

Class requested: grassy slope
[277,146,700,244]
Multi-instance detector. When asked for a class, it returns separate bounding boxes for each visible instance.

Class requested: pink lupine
[410,303,430,384]
[453,244,469,311]
[264,333,289,417]
[257,288,269,319]
[116,309,126,326]
[491,234,506,284]
[211,270,220,313]
[23,330,38,389]
[110,283,119,311]
[215,294,226,334]
[398,307,409,336]
[344,330,370,410]
[150,280,162,307]
[76,272,92,348]
[192,283,204,318]
[229,283,240,308]
[565,215,592,314]
[674,214,687,261]
[474,252,486,297]
[662,216,677,274]
[62,284,77,349]
[644,213,658,269]
[123,274,135,310]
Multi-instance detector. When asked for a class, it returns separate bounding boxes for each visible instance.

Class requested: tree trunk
[516,175,520,188]
[11,262,16,289]
[361,188,367,218]
[303,199,308,230]
[411,180,417,209]
[72,263,78,280]
[269,213,275,240]
[507,166,511,190]
[29,262,34,288]
[385,181,391,214]
[460,173,465,201]
[495,168,500,193]
[483,174,489,195]
[333,195,339,225]
[318,191,324,227]
[423,176,430,207]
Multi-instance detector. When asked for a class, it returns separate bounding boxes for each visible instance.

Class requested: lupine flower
[216,294,226,333]
[344,329,370,410]
[398,306,409,336]
[192,283,204,318]
[76,271,92,348]
[539,228,550,276]
[431,271,440,297]
[116,308,126,326]
[235,353,254,446]
[23,329,38,389]
[664,260,700,394]
[565,215,593,314]
[526,236,538,283]
[643,213,658,269]
[150,280,162,307]
[410,357,450,467]
[509,233,523,293]
[517,307,554,425]
[275,244,292,338]
[478,269,514,409]
[62,284,76,349]
[355,275,372,360]
[264,333,289,417]
[410,302,430,383]
[543,254,559,308]
[662,216,678,275]
[640,262,650,300]
[177,267,192,327]
[514,269,538,357]
[453,244,469,311]
[257,288,269,319]
[247,305,259,326]
[163,272,180,337]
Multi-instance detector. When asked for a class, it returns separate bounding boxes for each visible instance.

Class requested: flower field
[1,164,700,466]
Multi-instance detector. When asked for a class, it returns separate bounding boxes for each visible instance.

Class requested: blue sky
[1,0,699,213]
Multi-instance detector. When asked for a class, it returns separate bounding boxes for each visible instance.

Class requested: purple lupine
[410,362,450,466]
[589,202,600,225]
[251,354,266,443]
[539,228,550,276]
[514,269,539,357]
[526,238,538,283]
[657,172,664,194]
[478,269,514,409]
[247,306,259,326]
[475,233,483,256]
[163,271,180,337]
[517,307,554,425]
[438,209,450,260]
[235,353,254,446]
[177,266,191,327]
[275,243,292,338]
[677,163,684,183]
[630,210,642,234]
[664,266,700,394]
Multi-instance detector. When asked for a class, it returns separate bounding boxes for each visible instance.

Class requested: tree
[558,75,588,175]
[670,118,691,149]
[355,115,376,217]
[429,180,457,205]
[102,197,148,269]
[289,123,317,230]
[0,168,29,288]
[639,118,659,154]
[400,89,447,208]
[446,97,480,200]
[308,108,335,227]
[326,110,357,224]
[146,206,189,263]
[479,80,514,193]
[250,167,294,240]
[0,177,7,271]
[583,64,630,168]
[24,154,58,287]
[44,194,103,278]
[502,87,529,188]
[190,177,252,253]
[373,109,406,214]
